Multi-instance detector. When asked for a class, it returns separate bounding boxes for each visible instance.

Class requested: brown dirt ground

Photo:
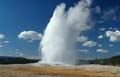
[0,66,120,77]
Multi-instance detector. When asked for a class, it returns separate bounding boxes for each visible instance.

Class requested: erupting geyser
[39,0,92,65]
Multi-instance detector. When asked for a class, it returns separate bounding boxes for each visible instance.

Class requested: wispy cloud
[98,44,102,47]
[96,49,109,53]
[99,28,106,31]
[8,49,24,57]
[109,44,113,47]
[95,6,101,14]
[102,7,119,21]
[0,45,3,48]
[4,41,10,43]
[77,49,89,54]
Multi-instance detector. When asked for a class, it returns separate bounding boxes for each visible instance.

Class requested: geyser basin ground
[0,64,120,77]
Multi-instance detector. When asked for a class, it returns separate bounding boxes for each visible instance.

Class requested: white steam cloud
[40,0,92,65]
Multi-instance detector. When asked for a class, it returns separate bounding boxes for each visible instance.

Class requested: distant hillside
[77,55,120,66]
[90,55,120,66]
[1,55,120,66]
[0,56,39,64]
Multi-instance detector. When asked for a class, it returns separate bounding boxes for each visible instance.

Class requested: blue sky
[0,0,120,59]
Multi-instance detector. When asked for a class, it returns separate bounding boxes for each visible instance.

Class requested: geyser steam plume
[40,0,92,65]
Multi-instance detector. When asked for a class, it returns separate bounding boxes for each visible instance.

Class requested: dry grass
[0,66,120,77]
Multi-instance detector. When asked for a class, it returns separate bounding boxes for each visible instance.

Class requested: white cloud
[98,35,103,39]
[0,34,5,39]
[15,52,24,57]
[82,41,97,47]
[18,31,42,41]
[96,49,108,53]
[109,44,113,47]
[106,30,120,42]
[4,41,10,43]
[77,35,88,42]
[99,28,106,31]
[98,44,102,47]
